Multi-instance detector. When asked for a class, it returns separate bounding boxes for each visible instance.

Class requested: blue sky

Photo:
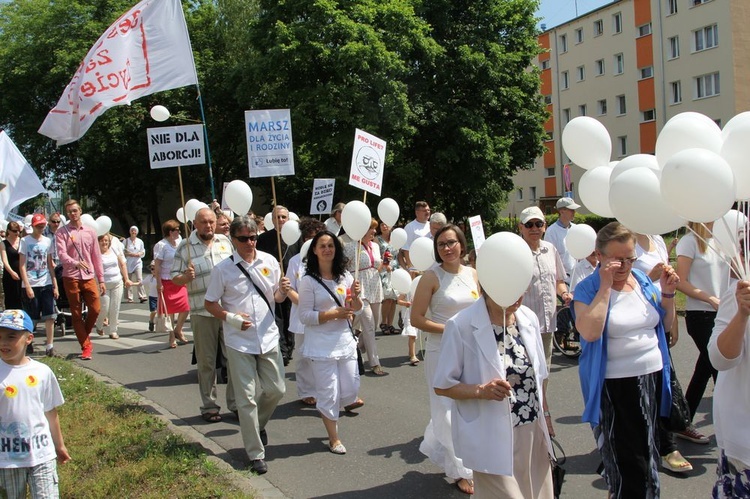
[537,0,613,29]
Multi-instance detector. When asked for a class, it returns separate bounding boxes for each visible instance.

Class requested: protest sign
[147,125,205,169]
[349,129,386,196]
[245,109,294,177]
[469,215,486,251]
[310,179,335,215]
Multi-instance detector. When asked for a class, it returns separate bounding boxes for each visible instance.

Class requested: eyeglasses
[437,239,459,250]
[50,220,61,224]
[607,256,638,266]
[170,228,180,232]
[523,221,545,229]
[235,235,257,243]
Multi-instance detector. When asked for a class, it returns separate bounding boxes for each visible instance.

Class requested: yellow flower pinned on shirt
[25,375,39,387]
[4,385,18,398]
[336,286,346,296]
[471,290,479,300]
[260,267,271,278]
[218,244,228,253]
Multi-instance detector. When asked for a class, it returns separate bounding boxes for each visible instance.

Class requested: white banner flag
[0,131,46,220]
[349,129,386,196]
[39,0,198,146]
[310,178,335,215]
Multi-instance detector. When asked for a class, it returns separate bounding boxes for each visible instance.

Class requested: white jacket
[433,297,552,476]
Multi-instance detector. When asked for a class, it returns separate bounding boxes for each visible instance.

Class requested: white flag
[38,0,198,146]
[0,131,46,221]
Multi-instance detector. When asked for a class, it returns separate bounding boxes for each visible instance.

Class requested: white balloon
[390,228,407,251]
[184,199,203,221]
[23,214,32,225]
[712,209,749,258]
[656,112,722,168]
[661,148,736,223]
[300,239,312,260]
[263,212,273,231]
[722,112,750,141]
[81,214,97,230]
[476,232,534,307]
[150,105,170,122]
[610,168,685,235]
[578,166,614,217]
[281,219,301,246]
[609,154,660,184]
[341,201,372,241]
[409,275,422,300]
[561,116,612,170]
[95,216,112,236]
[224,180,253,216]
[377,198,400,227]
[289,211,299,221]
[59,215,66,224]
[409,236,435,272]
[565,224,597,260]
[176,207,187,223]
[721,122,750,200]
[391,268,412,295]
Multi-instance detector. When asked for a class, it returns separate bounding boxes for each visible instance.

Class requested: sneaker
[676,424,710,444]
[81,344,93,360]
[148,321,155,332]
[45,345,55,357]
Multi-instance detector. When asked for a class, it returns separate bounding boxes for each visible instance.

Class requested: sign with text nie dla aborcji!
[349,129,386,196]
[147,124,205,169]
[245,109,295,178]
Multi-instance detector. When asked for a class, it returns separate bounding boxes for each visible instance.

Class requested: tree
[227,0,546,222]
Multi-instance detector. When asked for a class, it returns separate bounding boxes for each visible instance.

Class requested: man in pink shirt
[55,199,105,360]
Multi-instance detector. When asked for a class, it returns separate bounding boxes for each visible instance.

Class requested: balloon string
[686,223,745,280]
[569,261,579,293]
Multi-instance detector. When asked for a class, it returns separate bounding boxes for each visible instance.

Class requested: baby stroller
[54,265,86,337]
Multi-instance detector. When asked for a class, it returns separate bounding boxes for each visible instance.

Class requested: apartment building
[505,0,750,217]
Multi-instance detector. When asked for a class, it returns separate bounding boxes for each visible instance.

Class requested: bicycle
[553,306,581,358]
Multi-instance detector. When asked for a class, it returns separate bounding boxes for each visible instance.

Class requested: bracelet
[543,411,551,417]
[661,292,675,299]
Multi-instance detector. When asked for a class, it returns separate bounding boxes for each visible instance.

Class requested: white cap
[520,206,545,224]
[556,197,581,210]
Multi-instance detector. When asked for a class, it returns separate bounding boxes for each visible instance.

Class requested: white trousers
[310,356,360,421]
[95,280,123,334]
[294,333,315,400]
[356,300,381,367]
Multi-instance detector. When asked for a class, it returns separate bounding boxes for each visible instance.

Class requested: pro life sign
[147,125,205,169]
[349,129,386,196]
[245,109,295,178]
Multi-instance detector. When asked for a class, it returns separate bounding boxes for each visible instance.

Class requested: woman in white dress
[411,224,479,495]
[124,226,146,303]
[344,219,387,376]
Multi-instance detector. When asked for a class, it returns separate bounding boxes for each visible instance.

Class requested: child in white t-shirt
[141,261,159,332]
[0,309,70,498]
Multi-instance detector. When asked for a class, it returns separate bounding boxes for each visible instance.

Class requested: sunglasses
[523,221,545,229]
[235,235,257,243]
[50,220,61,224]
[170,228,180,232]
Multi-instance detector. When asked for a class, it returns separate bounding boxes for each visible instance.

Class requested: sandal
[329,441,346,454]
[388,326,399,335]
[175,334,189,345]
[201,412,222,423]
[455,478,474,495]
[169,341,177,349]
[409,357,420,366]
[380,323,391,335]
[662,450,693,473]
[344,398,365,412]
[372,365,387,376]
[301,397,317,406]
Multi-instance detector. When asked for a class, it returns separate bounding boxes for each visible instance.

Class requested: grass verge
[41,357,251,499]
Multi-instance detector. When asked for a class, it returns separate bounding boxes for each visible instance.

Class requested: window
[575,28,584,44]
[638,24,652,37]
[517,188,523,201]
[640,66,654,79]
[595,59,605,75]
[614,53,624,75]
[667,0,678,15]
[616,94,626,115]
[593,19,604,36]
[577,65,586,81]
[529,186,537,201]
[598,99,608,115]
[693,0,712,5]
[694,24,719,51]
[546,167,556,177]
[562,108,571,123]
[579,104,587,116]
[613,12,622,34]
[668,36,680,59]
[695,72,720,98]
[544,95,553,105]
[559,34,568,53]
[618,136,627,157]
[544,131,554,141]
[541,59,551,70]
[670,81,682,104]
[561,70,569,89]
[642,109,656,122]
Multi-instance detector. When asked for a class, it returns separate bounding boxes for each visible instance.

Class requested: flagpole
[195,85,216,200]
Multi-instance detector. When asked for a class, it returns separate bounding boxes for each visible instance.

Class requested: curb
[69,361,288,499]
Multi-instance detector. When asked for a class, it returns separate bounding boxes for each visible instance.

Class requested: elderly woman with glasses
[153,220,189,347]
[572,222,678,499]
[517,206,570,438]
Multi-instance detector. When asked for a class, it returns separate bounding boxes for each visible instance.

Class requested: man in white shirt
[205,215,291,475]
[398,200,431,271]
[324,202,345,236]
[544,197,580,284]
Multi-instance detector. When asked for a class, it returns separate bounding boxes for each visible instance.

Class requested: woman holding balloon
[412,224,479,495]
[573,222,678,498]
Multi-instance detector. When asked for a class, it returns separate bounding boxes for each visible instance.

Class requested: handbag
[661,361,691,432]
[155,290,172,333]
[308,274,365,375]
[551,437,566,499]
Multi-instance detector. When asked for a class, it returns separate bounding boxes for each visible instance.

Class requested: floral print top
[495,323,541,427]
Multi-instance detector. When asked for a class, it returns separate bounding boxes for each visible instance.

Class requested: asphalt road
[41,303,718,498]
